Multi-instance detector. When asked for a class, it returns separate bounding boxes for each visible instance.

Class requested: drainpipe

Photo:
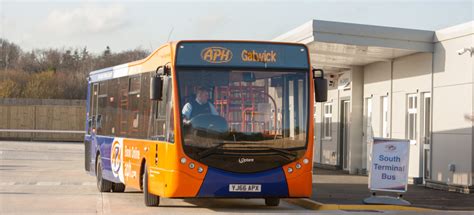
[429,51,435,181]
[390,60,394,138]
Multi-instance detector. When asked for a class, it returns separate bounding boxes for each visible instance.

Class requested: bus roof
[88,40,308,83]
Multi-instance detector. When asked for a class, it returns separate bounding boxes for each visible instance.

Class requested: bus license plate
[229,184,261,192]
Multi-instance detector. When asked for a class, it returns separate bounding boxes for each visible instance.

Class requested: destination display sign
[175,42,309,69]
[369,138,410,193]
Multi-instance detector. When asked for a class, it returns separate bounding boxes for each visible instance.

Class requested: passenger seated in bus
[182,87,218,121]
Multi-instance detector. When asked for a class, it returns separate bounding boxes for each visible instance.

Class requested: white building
[275,20,473,193]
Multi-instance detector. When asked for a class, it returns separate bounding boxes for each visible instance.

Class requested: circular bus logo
[201,47,233,64]
[111,140,122,177]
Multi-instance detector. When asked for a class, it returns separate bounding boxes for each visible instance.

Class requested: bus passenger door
[147,74,172,195]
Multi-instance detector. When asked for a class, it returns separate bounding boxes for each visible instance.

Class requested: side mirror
[150,75,163,101]
[313,68,328,102]
[150,65,170,101]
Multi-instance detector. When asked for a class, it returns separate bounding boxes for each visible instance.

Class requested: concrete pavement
[311,168,474,211]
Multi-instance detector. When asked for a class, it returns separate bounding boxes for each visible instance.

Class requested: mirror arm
[312,68,324,79]
[150,64,169,101]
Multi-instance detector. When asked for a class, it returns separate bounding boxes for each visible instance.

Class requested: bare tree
[0,39,21,72]
[0,39,150,99]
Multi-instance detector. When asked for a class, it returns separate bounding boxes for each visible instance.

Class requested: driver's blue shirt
[182,99,218,120]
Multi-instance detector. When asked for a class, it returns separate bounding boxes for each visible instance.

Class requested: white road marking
[36,181,61,186]
[97,193,104,215]
[82,182,96,186]
[0,182,15,186]
[0,181,96,186]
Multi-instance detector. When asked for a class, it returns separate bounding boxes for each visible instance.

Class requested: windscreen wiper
[196,142,228,160]
[197,141,262,160]
[244,146,299,160]
[266,147,298,158]
[197,144,303,160]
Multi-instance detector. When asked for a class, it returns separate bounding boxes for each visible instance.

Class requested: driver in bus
[182,86,218,122]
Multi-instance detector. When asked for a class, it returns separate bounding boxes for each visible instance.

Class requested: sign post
[364,138,411,205]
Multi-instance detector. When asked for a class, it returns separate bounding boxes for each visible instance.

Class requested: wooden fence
[0,99,86,141]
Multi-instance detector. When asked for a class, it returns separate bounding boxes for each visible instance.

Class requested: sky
[1,0,473,54]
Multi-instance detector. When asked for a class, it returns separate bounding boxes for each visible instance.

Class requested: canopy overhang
[274,20,435,71]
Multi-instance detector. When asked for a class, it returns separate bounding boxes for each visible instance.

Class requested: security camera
[457,47,473,55]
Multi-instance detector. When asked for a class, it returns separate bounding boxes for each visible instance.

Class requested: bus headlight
[296,163,302,169]
[180,157,187,164]
[189,162,195,169]
[303,158,309,164]
[287,167,293,173]
[197,167,203,173]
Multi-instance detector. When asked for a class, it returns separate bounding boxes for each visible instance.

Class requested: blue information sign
[175,42,309,69]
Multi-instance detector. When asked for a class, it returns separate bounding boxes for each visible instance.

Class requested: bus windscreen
[177,68,308,173]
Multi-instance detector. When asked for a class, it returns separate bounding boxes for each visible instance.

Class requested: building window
[407,94,417,141]
[381,96,389,138]
[323,103,332,139]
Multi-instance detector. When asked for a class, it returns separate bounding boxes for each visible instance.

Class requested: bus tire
[265,198,280,206]
[143,164,160,206]
[112,183,126,192]
[96,154,113,192]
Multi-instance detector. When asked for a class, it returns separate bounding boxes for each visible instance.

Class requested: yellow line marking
[285,198,431,211]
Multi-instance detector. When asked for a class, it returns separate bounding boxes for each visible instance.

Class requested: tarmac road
[1,141,471,215]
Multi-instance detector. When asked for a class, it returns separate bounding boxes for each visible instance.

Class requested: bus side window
[154,76,167,140]
[165,77,174,143]
[128,75,141,137]
[106,78,119,136]
[97,81,108,134]
[152,75,173,142]
[118,77,129,136]
[89,83,99,134]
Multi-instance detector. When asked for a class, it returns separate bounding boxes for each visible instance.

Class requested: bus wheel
[112,183,126,192]
[96,154,113,192]
[265,198,280,206]
[143,164,160,206]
